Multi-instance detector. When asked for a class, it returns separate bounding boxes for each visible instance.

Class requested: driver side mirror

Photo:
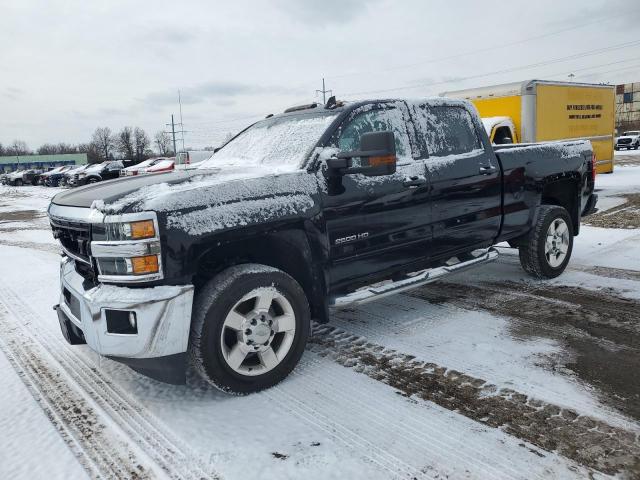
[327,131,397,177]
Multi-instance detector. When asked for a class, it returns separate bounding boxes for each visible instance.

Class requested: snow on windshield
[199,112,338,171]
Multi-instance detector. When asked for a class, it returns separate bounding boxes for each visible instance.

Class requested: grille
[50,219,92,263]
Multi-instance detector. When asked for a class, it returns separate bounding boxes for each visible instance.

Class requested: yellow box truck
[442,80,615,173]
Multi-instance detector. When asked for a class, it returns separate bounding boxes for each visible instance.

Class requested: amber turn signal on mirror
[369,155,397,167]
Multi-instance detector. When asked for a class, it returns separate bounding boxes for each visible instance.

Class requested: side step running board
[329,248,498,308]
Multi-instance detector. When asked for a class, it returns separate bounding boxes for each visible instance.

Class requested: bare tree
[91,127,114,161]
[116,126,135,160]
[77,142,102,164]
[56,142,77,154]
[154,131,173,156]
[6,140,31,156]
[37,142,78,155]
[133,127,150,161]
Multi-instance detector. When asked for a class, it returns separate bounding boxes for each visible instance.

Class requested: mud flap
[108,353,188,385]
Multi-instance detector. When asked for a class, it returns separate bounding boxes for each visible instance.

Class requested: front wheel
[189,264,310,394]
[519,205,574,279]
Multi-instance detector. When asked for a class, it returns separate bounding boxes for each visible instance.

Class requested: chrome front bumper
[58,258,194,358]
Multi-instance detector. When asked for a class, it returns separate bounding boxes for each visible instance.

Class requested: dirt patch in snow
[584,193,640,228]
[0,239,60,254]
[614,153,640,166]
[0,209,44,223]
[409,282,640,422]
[310,322,640,477]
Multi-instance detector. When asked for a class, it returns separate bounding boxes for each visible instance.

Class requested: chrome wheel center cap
[242,311,275,349]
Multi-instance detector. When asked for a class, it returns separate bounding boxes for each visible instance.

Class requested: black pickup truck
[48,97,597,393]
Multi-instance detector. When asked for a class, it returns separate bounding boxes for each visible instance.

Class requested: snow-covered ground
[1,164,640,479]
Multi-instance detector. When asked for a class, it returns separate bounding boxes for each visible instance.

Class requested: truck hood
[50,166,320,224]
[51,171,195,208]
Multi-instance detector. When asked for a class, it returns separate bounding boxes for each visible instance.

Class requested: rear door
[410,102,501,258]
[319,101,432,289]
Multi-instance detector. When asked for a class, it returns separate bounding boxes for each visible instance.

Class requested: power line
[325,8,640,81]
[342,39,640,97]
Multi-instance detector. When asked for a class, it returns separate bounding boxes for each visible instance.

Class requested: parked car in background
[61,164,90,187]
[615,131,640,150]
[74,161,124,186]
[40,165,73,186]
[121,158,170,176]
[144,158,175,174]
[5,169,42,186]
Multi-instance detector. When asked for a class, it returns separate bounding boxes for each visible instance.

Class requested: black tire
[189,263,310,394]
[15,179,23,186]
[88,177,98,184]
[518,205,574,279]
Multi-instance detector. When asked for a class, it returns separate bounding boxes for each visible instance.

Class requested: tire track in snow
[0,279,220,480]
[282,353,527,480]
[0,303,152,479]
[266,381,430,480]
[309,323,640,478]
[330,293,630,426]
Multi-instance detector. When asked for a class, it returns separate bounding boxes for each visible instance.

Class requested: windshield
[199,112,338,171]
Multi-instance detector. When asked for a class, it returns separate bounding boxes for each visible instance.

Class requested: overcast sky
[1,0,639,150]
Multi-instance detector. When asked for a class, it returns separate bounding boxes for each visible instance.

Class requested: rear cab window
[411,103,484,159]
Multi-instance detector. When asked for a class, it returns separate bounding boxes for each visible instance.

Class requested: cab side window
[414,105,481,157]
[337,106,412,162]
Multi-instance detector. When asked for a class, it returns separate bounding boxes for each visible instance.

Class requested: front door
[319,101,432,290]
[410,102,502,258]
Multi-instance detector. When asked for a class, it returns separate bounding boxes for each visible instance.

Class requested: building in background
[0,153,87,173]
[616,82,640,133]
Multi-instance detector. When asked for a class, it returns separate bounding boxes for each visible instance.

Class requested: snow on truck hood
[50,164,319,216]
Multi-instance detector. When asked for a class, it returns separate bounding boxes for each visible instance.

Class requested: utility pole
[316,77,332,104]
[164,115,188,155]
[178,90,185,152]
[166,115,177,155]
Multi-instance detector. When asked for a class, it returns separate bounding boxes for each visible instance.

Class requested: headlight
[92,220,156,241]
[96,254,160,276]
[90,213,163,283]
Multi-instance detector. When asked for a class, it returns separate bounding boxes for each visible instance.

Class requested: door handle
[479,165,497,175]
[403,176,427,188]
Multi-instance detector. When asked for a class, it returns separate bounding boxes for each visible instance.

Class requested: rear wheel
[189,264,310,394]
[519,205,573,279]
